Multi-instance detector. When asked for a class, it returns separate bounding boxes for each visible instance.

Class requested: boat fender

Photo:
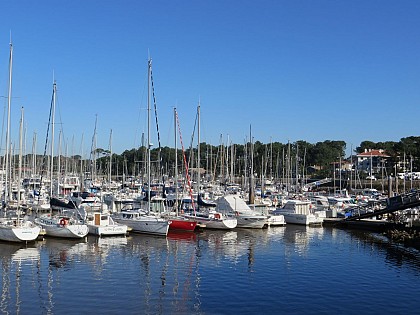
[59,218,67,226]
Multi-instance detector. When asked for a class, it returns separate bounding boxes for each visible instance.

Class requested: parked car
[366,175,377,180]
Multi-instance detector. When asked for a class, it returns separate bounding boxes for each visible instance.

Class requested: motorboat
[274,199,323,226]
[86,212,128,236]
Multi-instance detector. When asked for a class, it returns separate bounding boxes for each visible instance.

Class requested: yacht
[274,200,323,226]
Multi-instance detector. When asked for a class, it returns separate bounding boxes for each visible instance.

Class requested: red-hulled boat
[168,217,197,232]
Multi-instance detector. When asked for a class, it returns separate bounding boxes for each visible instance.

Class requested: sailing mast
[174,107,178,216]
[147,58,152,214]
[17,107,24,218]
[249,125,254,204]
[50,80,56,197]
[197,102,200,209]
[3,40,13,209]
[108,129,112,184]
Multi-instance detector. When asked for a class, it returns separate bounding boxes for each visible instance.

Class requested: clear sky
[1,0,419,157]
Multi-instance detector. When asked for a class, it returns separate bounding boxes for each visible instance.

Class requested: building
[356,149,390,174]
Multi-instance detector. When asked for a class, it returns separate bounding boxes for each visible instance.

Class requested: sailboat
[178,105,236,230]
[216,194,268,229]
[113,58,170,236]
[154,107,197,232]
[34,80,88,239]
[0,42,40,242]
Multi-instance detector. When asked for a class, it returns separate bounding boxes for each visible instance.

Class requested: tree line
[10,137,418,182]
[94,136,420,181]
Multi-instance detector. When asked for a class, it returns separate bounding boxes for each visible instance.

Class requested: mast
[4,40,13,208]
[57,129,62,195]
[50,80,56,197]
[18,107,24,216]
[174,107,178,216]
[249,125,254,204]
[197,102,200,208]
[147,58,152,214]
[32,132,37,178]
[108,129,112,184]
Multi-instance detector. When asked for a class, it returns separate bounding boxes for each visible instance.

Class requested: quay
[322,189,420,249]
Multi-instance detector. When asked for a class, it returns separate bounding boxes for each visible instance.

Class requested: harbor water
[1,225,419,314]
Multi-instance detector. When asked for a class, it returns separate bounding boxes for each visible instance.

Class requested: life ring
[214,213,221,219]
[59,218,67,226]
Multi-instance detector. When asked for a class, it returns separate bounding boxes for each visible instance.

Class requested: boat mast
[4,40,13,208]
[174,107,178,216]
[249,125,254,204]
[108,129,112,184]
[50,80,56,197]
[147,58,152,214]
[57,129,62,195]
[18,107,24,218]
[197,101,200,209]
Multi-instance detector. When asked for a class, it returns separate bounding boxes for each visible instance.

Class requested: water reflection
[283,225,325,256]
[42,238,89,269]
[345,229,420,273]
[0,242,40,315]
[0,224,418,314]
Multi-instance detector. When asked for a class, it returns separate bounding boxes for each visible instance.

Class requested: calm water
[0,226,419,315]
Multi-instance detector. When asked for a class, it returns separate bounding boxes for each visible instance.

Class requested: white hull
[86,212,128,236]
[236,215,267,229]
[88,224,128,236]
[266,215,286,226]
[0,224,40,242]
[282,213,323,226]
[114,216,170,236]
[35,217,89,238]
[183,214,237,230]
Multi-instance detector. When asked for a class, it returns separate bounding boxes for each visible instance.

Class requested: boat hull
[35,217,89,238]
[168,218,197,232]
[114,217,170,236]
[266,215,286,226]
[42,224,89,238]
[183,214,237,230]
[0,225,40,242]
[236,215,267,229]
[88,224,128,236]
[282,213,323,226]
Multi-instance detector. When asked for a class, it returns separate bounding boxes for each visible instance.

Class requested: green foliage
[90,137,420,180]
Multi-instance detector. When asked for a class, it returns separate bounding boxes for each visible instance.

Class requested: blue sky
[1,0,419,157]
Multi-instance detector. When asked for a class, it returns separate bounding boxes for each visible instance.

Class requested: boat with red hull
[168,217,197,232]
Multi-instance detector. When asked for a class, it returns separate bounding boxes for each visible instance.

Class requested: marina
[0,225,419,314]
[1,2,420,314]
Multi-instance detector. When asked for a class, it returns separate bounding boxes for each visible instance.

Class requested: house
[356,149,390,173]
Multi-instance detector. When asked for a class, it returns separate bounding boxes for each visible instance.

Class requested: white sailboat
[183,210,237,229]
[216,194,267,228]
[33,80,88,239]
[113,208,170,236]
[113,58,170,236]
[34,212,88,238]
[0,43,40,242]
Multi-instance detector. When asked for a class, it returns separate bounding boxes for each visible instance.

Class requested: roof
[357,149,390,158]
